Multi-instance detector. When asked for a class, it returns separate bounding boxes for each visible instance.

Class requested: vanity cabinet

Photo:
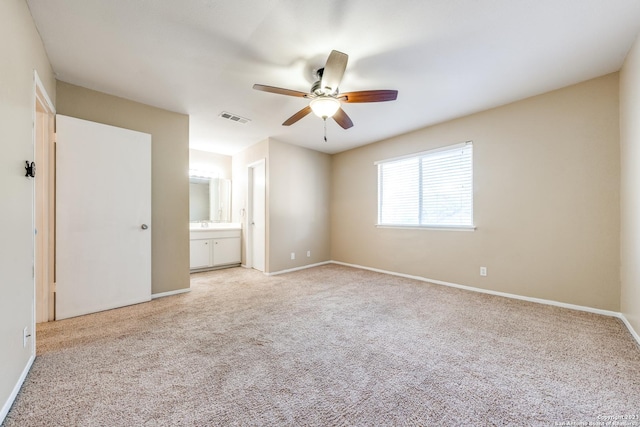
[190,239,213,269]
[189,228,241,271]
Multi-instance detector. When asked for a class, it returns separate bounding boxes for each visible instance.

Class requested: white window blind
[377,142,473,228]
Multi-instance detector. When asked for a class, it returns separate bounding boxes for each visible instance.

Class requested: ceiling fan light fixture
[310,96,340,118]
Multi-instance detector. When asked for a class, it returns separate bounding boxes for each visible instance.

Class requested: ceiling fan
[253,50,398,132]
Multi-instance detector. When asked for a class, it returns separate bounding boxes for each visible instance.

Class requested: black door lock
[25,161,36,178]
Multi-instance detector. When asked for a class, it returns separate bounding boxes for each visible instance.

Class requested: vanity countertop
[189,222,242,231]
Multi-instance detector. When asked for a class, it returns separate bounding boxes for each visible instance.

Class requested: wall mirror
[189,176,231,223]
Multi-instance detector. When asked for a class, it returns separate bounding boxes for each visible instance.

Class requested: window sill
[376,224,476,231]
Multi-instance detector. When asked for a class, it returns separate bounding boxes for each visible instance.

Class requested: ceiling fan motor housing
[312,68,339,96]
[311,80,323,96]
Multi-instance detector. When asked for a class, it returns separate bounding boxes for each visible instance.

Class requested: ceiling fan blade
[320,50,348,95]
[333,107,354,129]
[253,84,308,98]
[283,105,312,126]
[341,90,398,103]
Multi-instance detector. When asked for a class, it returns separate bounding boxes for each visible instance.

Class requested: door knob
[141,224,149,230]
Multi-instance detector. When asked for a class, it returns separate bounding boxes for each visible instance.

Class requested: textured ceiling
[27,0,640,155]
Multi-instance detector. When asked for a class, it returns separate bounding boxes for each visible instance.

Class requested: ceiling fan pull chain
[323,118,328,142]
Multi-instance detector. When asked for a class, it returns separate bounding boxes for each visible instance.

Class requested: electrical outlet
[291,252,295,260]
[307,250,311,257]
[480,267,487,277]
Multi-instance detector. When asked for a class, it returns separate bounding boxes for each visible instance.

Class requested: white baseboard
[151,288,190,299]
[266,261,332,277]
[1,354,35,424]
[619,314,640,345]
[330,261,640,346]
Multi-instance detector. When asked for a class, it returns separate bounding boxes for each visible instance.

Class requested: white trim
[266,261,332,276]
[151,288,191,299]
[620,314,640,345]
[330,261,640,346]
[374,140,472,165]
[376,225,476,231]
[246,158,266,272]
[247,158,266,169]
[0,354,35,424]
[34,71,55,114]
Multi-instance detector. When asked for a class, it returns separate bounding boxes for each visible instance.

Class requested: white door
[250,160,266,272]
[55,115,151,320]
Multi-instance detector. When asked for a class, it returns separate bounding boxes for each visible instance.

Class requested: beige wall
[190,149,232,180]
[269,139,331,272]
[620,34,640,335]
[231,138,332,273]
[56,81,190,295]
[0,0,56,417]
[332,74,621,311]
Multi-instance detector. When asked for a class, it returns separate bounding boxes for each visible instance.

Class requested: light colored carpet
[3,264,639,426]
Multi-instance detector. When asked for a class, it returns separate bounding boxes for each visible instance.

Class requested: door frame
[33,71,55,323]
[247,159,266,271]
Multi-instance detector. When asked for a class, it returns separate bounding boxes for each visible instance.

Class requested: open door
[248,159,266,272]
[55,115,151,320]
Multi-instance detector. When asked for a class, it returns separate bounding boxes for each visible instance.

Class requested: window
[376,142,474,229]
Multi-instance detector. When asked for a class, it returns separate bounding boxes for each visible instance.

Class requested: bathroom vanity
[189,223,241,272]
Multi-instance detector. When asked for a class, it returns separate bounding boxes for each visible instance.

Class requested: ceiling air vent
[218,111,250,124]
